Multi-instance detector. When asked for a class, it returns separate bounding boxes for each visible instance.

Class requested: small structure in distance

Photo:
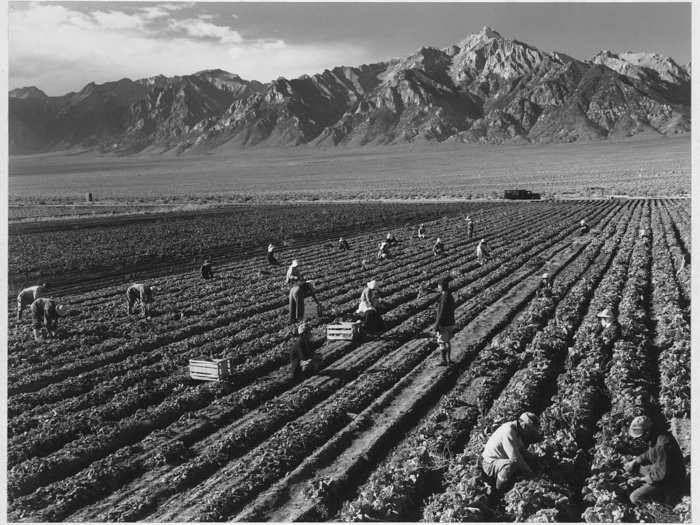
[503,189,541,200]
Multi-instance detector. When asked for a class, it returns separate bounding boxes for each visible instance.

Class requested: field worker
[357,280,384,335]
[267,244,279,266]
[200,259,214,280]
[476,238,491,265]
[338,237,350,251]
[624,416,685,505]
[30,297,69,342]
[434,276,456,365]
[579,219,590,235]
[17,282,48,320]
[377,241,390,260]
[466,216,474,240]
[285,259,302,284]
[433,237,446,256]
[289,279,321,324]
[126,283,155,317]
[596,308,622,346]
[386,232,398,245]
[289,322,313,380]
[417,223,426,239]
[537,272,554,297]
[482,412,540,490]
[361,258,369,271]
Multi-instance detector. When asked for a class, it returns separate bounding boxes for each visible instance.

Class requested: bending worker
[417,223,426,239]
[289,322,320,380]
[338,237,350,251]
[356,280,384,335]
[289,279,321,324]
[31,297,68,342]
[285,259,302,284]
[579,219,590,235]
[17,282,47,320]
[267,244,279,266]
[377,241,390,260]
[537,272,554,297]
[126,283,155,317]
[476,238,491,265]
[433,237,446,256]
[482,412,539,490]
[624,415,685,505]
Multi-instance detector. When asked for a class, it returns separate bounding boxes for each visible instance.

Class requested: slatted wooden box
[189,358,234,382]
[326,321,362,341]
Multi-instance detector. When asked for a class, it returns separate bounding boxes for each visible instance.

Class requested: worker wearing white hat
[357,280,383,335]
[285,259,302,284]
[579,218,590,235]
[482,412,540,490]
[433,237,446,256]
[267,243,279,266]
[30,297,69,342]
[476,238,491,265]
[623,415,685,505]
[537,272,554,297]
[126,283,156,317]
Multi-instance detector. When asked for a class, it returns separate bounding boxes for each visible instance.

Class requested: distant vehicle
[504,189,541,200]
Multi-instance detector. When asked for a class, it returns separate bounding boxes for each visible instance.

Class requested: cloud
[9,2,375,95]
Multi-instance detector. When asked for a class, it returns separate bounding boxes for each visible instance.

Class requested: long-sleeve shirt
[636,432,685,487]
[482,421,532,473]
[128,284,153,303]
[18,285,46,305]
[357,287,377,313]
[477,243,490,257]
[434,291,455,328]
[286,266,302,284]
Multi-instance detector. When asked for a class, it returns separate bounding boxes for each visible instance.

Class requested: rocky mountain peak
[9,86,48,100]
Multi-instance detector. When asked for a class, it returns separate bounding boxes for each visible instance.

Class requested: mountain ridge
[9,26,690,154]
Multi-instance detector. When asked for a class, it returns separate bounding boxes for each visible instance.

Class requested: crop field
[9,136,690,204]
[6,199,691,522]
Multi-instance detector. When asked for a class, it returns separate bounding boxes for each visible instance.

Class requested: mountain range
[9,27,691,155]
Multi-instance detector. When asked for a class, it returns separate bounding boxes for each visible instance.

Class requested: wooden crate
[189,358,234,382]
[326,322,361,341]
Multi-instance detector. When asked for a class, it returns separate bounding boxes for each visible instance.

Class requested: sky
[8,1,692,96]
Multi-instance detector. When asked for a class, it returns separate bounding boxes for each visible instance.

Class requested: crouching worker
[126,283,155,317]
[482,412,539,490]
[31,297,68,342]
[267,244,279,265]
[200,259,214,280]
[338,237,350,251]
[17,283,48,320]
[289,322,320,379]
[433,237,446,256]
[357,280,384,335]
[537,272,554,297]
[624,415,686,506]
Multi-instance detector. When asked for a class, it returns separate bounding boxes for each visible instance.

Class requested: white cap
[291,260,298,267]
[367,280,377,289]
[436,237,441,242]
[542,273,549,279]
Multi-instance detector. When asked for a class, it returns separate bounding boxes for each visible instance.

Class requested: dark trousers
[363,309,384,334]
[267,253,279,265]
[201,268,213,279]
[289,287,305,323]
[630,483,678,505]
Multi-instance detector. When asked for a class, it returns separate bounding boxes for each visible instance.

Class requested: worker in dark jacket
[434,276,456,365]
[624,416,686,505]
[289,322,318,380]
[433,237,446,256]
[377,241,390,260]
[338,237,350,251]
[537,272,554,297]
[126,283,155,317]
[200,259,214,280]
[267,244,279,265]
[17,282,48,320]
[289,279,321,324]
[31,297,69,342]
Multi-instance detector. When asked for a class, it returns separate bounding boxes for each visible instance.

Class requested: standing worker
[624,415,685,505]
[476,238,491,265]
[289,279,321,324]
[433,237,446,256]
[267,244,279,266]
[579,219,590,235]
[200,259,214,280]
[482,412,540,490]
[338,237,350,251]
[417,223,426,239]
[126,283,155,317]
[466,216,474,240]
[356,280,384,335]
[17,282,47,320]
[434,276,456,365]
[285,259,302,284]
[30,297,68,342]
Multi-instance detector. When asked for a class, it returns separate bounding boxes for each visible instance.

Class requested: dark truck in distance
[504,189,541,200]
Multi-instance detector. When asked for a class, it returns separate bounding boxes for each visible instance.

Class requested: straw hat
[542,273,549,279]
[367,280,377,290]
[56,304,69,317]
[291,259,299,267]
[519,412,539,433]
[629,415,652,438]
[297,322,309,335]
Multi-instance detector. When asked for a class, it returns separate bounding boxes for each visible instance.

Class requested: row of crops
[6,199,690,522]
